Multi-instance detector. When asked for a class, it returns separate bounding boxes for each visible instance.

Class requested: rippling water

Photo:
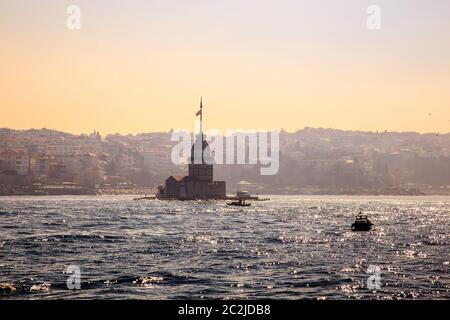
[0,195,449,300]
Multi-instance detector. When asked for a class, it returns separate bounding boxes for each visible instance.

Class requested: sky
[1,0,450,134]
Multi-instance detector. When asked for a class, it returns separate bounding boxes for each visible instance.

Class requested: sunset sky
[1,0,449,134]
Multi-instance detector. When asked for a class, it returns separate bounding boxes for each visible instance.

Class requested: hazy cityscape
[1,1,449,305]
[1,127,450,196]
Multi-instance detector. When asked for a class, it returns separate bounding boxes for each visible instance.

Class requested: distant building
[0,150,30,176]
[30,156,51,178]
[115,153,137,174]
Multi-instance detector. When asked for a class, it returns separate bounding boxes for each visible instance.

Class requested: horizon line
[1,126,449,137]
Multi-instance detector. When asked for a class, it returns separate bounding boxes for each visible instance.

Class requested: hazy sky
[1,0,449,134]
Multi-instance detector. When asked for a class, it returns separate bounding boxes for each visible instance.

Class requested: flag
[196,97,203,116]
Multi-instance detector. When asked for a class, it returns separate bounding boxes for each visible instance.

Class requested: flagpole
[200,97,204,163]
[200,97,203,141]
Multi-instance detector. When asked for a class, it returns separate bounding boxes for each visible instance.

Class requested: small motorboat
[351,213,373,231]
[227,199,251,207]
[133,196,156,201]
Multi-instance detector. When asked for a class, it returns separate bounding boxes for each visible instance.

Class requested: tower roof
[190,134,212,164]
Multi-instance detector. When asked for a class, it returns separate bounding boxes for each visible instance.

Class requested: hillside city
[1,127,450,195]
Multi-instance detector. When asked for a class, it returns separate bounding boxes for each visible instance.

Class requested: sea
[0,195,448,300]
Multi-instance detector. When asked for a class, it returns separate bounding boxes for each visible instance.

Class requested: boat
[227,199,251,207]
[133,196,156,201]
[226,190,269,201]
[351,212,374,231]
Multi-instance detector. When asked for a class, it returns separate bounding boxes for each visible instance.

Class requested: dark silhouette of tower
[158,98,226,199]
[189,98,214,181]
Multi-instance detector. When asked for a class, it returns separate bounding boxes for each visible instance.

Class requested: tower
[159,97,226,200]
[188,98,213,181]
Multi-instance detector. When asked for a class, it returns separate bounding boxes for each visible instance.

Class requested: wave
[21,233,126,243]
[0,271,201,297]
[0,211,18,216]
[0,281,51,296]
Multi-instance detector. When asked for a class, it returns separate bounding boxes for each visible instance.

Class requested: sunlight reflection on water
[0,195,448,299]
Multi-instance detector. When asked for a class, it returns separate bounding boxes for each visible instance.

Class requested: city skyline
[1,125,450,136]
[1,0,450,134]
[2,125,450,197]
